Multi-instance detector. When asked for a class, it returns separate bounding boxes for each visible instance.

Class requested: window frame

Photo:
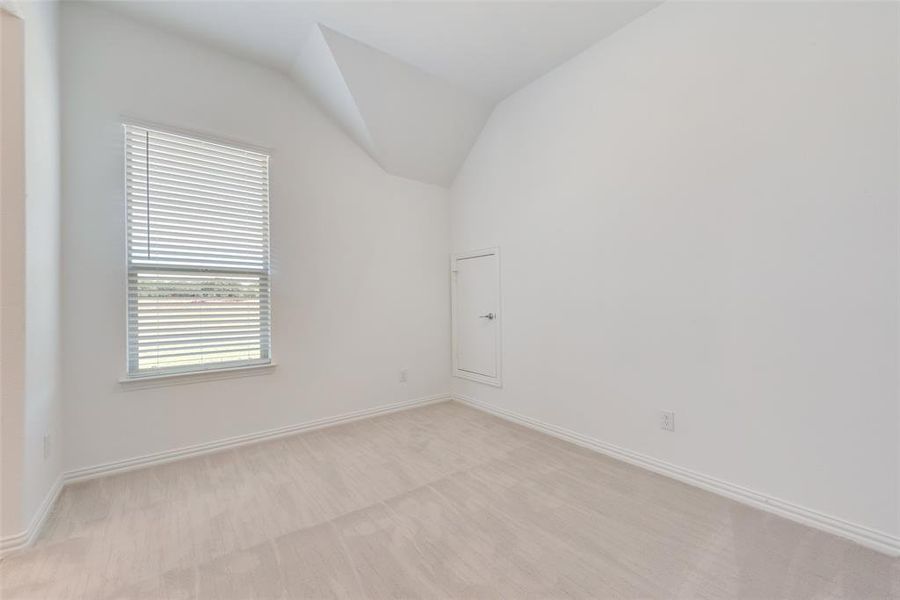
[122,121,273,380]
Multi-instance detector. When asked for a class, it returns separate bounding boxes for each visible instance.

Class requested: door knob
[479,313,496,320]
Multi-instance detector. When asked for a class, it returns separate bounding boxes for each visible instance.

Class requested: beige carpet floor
[0,400,897,599]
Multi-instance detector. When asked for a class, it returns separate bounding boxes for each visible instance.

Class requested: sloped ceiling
[292,25,381,162]
[294,25,492,186]
[97,1,662,186]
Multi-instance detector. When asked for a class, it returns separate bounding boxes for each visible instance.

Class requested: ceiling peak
[293,23,492,187]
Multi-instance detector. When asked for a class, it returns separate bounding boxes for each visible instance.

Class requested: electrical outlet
[399,369,408,383]
[660,411,675,432]
[43,433,51,459]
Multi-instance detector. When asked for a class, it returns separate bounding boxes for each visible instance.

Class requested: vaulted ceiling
[100,1,660,186]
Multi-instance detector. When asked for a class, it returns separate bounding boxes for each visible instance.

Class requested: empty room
[1,0,898,598]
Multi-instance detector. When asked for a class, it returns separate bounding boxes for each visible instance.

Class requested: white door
[452,249,501,386]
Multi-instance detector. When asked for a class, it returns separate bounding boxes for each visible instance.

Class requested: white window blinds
[125,124,271,377]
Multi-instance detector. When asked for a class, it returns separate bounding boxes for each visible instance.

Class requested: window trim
[119,361,276,388]
[122,122,273,380]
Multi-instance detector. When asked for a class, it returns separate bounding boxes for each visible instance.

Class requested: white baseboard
[453,393,900,558]
[65,393,451,483]
[0,475,63,558]
[1,393,449,558]
[10,393,896,559]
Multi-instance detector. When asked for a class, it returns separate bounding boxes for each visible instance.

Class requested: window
[125,124,271,377]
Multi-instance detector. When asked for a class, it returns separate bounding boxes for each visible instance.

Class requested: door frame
[451,247,502,387]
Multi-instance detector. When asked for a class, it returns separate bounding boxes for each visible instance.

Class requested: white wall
[60,3,450,472]
[451,1,900,538]
[0,0,62,541]
[21,0,61,531]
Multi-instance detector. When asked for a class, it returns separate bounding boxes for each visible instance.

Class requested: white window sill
[119,363,276,389]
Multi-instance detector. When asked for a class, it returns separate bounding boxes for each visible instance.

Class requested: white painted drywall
[292,25,492,187]
[0,0,62,541]
[451,1,900,537]
[315,26,490,187]
[98,1,661,103]
[60,3,450,472]
[292,24,378,169]
[21,0,62,533]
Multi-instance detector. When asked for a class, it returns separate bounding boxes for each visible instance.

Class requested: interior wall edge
[453,393,900,558]
[0,475,62,559]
